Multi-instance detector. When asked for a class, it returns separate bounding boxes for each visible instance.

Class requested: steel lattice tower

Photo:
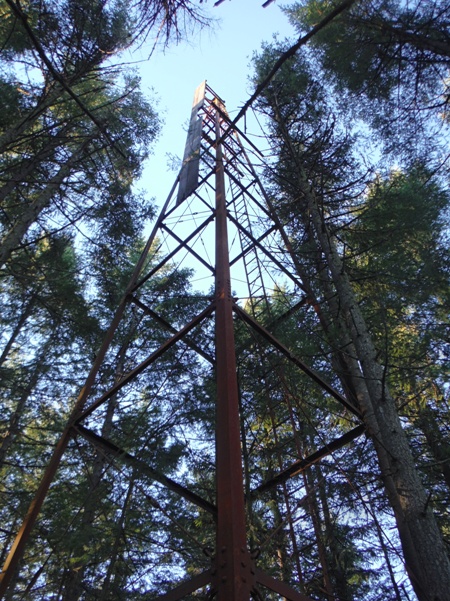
[0,83,365,600]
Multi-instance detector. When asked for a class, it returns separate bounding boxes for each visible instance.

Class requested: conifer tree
[252,39,450,600]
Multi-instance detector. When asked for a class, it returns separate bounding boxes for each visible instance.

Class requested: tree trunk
[262,98,450,595]
[0,136,94,268]
[0,129,69,205]
[302,468,334,600]
[0,293,37,368]
[61,345,126,601]
[371,501,403,601]
[315,461,356,601]
[99,474,135,600]
[304,178,450,600]
[0,332,55,469]
[414,398,450,493]
[268,403,305,588]
[0,83,64,156]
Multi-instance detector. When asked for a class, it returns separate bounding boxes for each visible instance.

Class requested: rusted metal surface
[255,568,316,601]
[75,425,217,515]
[74,302,216,425]
[156,570,212,601]
[255,424,366,494]
[212,98,254,601]
[234,304,362,417]
[177,81,205,204]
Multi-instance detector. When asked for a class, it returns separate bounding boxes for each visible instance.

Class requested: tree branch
[4,0,127,158]
[232,0,358,127]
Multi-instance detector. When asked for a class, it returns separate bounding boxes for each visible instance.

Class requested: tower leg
[213,102,254,601]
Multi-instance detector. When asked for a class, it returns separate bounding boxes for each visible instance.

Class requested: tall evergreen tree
[252,39,450,600]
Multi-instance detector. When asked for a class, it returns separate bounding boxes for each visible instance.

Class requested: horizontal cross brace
[74,303,216,424]
[74,425,216,515]
[255,568,316,601]
[254,424,366,494]
[128,295,215,364]
[234,304,362,418]
[133,214,215,292]
[153,570,212,601]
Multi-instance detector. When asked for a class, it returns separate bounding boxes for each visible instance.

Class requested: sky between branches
[131,1,296,207]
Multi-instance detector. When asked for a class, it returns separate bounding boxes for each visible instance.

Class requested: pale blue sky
[131,1,297,205]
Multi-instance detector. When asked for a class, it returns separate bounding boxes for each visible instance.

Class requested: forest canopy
[1,1,450,600]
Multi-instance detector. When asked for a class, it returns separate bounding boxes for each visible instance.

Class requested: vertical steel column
[213,101,254,601]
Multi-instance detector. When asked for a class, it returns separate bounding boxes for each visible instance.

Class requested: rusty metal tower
[0,83,365,600]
